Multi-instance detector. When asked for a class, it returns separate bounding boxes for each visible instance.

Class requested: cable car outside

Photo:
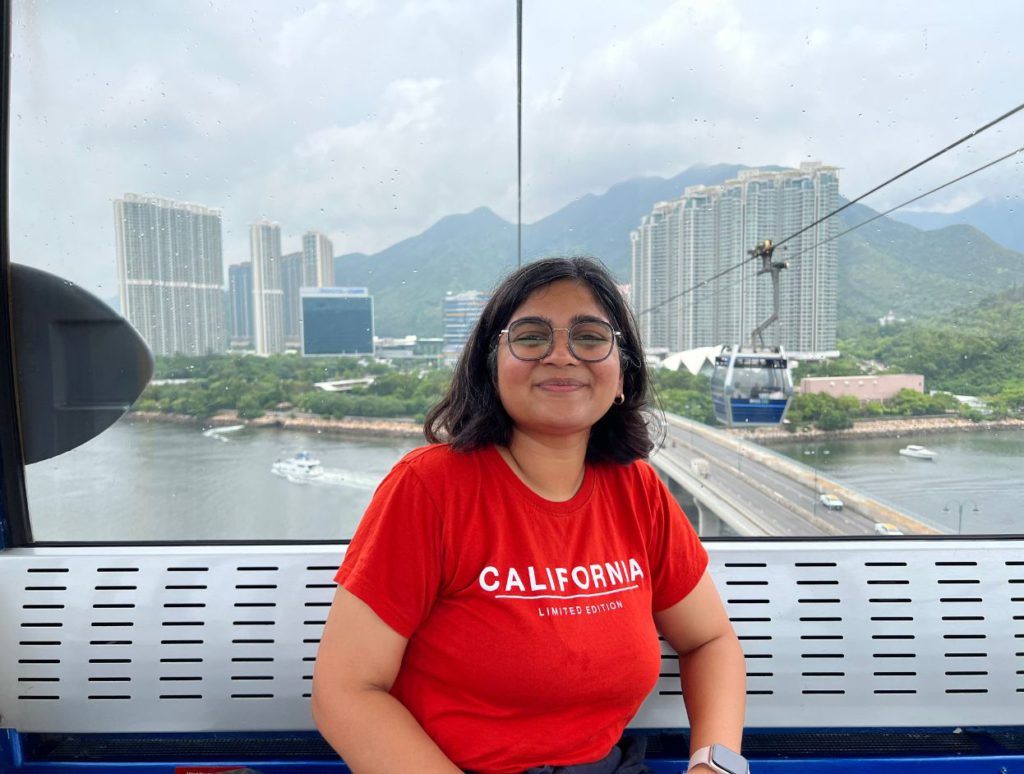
[710,239,795,427]
[710,346,793,426]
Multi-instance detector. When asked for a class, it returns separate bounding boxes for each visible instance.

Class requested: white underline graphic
[495,584,640,600]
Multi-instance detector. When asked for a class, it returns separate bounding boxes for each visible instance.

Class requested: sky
[9,0,1023,299]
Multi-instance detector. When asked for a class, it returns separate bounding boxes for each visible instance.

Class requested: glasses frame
[499,318,622,363]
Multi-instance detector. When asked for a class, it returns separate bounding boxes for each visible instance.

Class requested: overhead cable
[637,104,1024,318]
[784,144,1024,265]
[773,101,1024,251]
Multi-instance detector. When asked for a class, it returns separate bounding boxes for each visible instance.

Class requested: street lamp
[943,499,980,535]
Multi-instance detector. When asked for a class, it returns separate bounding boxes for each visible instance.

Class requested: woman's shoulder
[593,456,660,486]
[395,443,496,479]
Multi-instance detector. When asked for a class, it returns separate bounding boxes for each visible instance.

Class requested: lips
[536,379,587,391]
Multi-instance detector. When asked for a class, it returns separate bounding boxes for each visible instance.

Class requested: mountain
[333,207,517,336]
[331,165,1024,339]
[889,198,1024,253]
[835,202,1024,335]
[334,164,773,336]
[521,163,770,277]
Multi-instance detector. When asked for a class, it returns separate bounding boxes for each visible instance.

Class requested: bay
[765,429,1024,535]
[25,419,419,542]
[23,420,1024,541]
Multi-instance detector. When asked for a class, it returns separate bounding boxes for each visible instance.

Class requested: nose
[542,328,577,364]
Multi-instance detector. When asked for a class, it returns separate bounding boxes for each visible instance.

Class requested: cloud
[8,0,1023,296]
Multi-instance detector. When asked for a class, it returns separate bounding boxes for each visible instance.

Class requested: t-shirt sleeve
[641,462,709,612]
[335,461,444,639]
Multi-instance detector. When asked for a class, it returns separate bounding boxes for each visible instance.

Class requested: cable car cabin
[710,347,794,427]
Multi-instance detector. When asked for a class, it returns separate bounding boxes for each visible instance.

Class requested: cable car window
[5,1,1023,543]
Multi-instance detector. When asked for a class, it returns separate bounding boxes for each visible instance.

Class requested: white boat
[202,424,245,441]
[898,444,937,460]
[272,451,324,480]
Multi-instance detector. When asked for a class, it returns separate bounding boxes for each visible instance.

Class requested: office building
[442,290,489,364]
[301,287,374,356]
[631,162,839,357]
[228,262,253,348]
[250,219,285,355]
[280,251,304,348]
[303,230,334,287]
[114,193,226,356]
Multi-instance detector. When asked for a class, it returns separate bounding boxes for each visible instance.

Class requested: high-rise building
[303,231,334,287]
[301,287,374,356]
[442,290,490,365]
[631,162,839,356]
[280,251,304,348]
[250,219,285,355]
[228,262,253,348]
[114,193,226,356]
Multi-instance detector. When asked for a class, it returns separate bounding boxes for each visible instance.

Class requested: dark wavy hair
[424,256,656,464]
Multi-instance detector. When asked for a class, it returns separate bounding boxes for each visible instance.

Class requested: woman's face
[496,279,624,444]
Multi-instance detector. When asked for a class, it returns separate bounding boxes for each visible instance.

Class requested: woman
[312,257,746,774]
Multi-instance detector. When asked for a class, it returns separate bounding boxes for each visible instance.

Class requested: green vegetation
[137,355,450,422]
[651,369,715,425]
[136,284,1023,434]
[781,285,1024,431]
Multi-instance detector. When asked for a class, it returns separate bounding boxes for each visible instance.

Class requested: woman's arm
[311,586,462,774]
[653,571,746,754]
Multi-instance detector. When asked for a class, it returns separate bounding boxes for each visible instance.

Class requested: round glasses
[499,318,621,362]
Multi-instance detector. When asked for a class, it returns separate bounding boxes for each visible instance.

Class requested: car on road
[819,493,844,510]
[874,522,904,536]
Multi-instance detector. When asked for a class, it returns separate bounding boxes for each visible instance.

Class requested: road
[656,420,879,537]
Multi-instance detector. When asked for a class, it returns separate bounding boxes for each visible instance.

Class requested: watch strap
[687,746,715,772]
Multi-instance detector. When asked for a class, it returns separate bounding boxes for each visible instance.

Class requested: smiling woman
[313,256,746,773]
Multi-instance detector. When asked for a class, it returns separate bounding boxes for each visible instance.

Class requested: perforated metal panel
[1,541,1021,733]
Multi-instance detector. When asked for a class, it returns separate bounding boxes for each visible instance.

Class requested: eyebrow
[508,314,612,327]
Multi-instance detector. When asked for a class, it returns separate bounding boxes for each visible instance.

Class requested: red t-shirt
[335,444,708,774]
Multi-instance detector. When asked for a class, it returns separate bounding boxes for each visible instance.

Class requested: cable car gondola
[710,239,795,427]
[710,344,793,426]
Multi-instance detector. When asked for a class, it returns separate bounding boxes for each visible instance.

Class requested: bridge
[651,414,943,537]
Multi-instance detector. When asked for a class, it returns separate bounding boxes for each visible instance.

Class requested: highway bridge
[652,414,943,537]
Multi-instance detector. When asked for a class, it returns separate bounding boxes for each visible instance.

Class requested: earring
[613,394,625,405]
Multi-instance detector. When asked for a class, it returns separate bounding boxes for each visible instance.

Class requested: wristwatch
[687,744,749,774]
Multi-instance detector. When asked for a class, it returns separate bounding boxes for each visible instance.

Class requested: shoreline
[127,410,1024,443]
[126,410,426,439]
[738,415,1024,443]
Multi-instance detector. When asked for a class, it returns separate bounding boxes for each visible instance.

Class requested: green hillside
[836,202,1024,337]
[848,285,1024,397]
[329,167,1024,339]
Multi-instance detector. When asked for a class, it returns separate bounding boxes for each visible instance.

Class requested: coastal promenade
[131,409,1024,443]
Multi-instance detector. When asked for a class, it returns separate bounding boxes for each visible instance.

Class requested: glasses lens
[569,322,614,361]
[508,321,553,360]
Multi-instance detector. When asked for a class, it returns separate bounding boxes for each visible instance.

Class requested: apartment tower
[630,162,839,356]
[250,219,285,355]
[114,193,226,356]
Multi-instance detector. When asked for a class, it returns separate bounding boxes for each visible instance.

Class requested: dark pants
[515,736,654,774]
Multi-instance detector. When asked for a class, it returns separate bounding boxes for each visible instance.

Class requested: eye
[571,324,612,345]
[509,324,551,345]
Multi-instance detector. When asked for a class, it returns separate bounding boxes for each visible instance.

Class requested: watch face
[711,744,748,774]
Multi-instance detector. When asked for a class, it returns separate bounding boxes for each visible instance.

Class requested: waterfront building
[280,251,304,348]
[227,262,253,348]
[631,162,839,357]
[443,290,489,365]
[303,230,334,287]
[301,287,374,356]
[798,373,924,403]
[114,193,226,356]
[250,219,285,355]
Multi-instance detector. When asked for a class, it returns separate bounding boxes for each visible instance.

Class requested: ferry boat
[272,450,325,480]
[899,444,937,460]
